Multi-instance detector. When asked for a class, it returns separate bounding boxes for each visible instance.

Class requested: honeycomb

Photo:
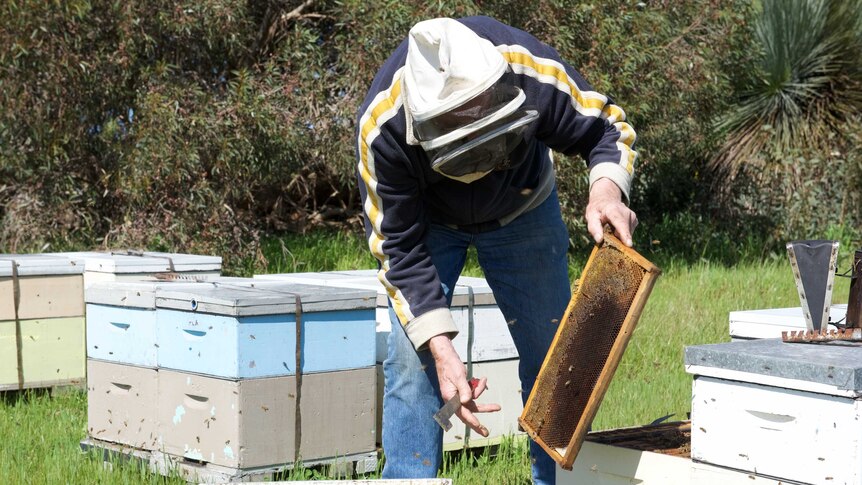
[519,233,660,468]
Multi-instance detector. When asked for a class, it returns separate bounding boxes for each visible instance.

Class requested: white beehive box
[686,339,862,485]
[729,304,847,340]
[254,270,517,364]
[1,254,86,390]
[53,250,221,288]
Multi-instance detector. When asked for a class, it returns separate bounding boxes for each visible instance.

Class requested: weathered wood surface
[87,359,159,449]
[156,280,376,316]
[53,251,222,274]
[685,338,862,392]
[559,438,789,485]
[82,270,221,289]
[157,366,377,468]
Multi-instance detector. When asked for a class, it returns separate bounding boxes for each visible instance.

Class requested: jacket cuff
[404,307,459,350]
[589,163,632,204]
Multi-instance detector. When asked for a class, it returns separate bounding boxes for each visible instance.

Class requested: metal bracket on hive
[518,231,661,470]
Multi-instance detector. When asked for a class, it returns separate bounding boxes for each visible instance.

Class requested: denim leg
[381,224,471,478]
[474,190,571,485]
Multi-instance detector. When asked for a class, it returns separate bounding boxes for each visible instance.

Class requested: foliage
[713,0,862,175]
[710,0,862,241]
[1,1,759,269]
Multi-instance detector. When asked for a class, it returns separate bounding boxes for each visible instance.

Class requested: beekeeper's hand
[585,177,638,247]
[428,334,499,436]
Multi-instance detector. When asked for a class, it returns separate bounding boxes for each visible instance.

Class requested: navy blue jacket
[356,16,637,349]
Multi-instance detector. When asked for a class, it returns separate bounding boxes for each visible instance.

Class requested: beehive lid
[85,280,208,309]
[154,280,377,316]
[255,271,496,306]
[52,251,221,274]
[0,254,85,277]
[685,338,862,393]
[729,305,847,339]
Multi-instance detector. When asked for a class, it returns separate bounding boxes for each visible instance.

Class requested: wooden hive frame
[519,232,661,470]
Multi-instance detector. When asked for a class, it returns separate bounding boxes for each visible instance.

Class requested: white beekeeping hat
[402,18,537,184]
[404,18,508,122]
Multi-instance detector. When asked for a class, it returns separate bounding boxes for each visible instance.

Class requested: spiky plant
[711,0,862,178]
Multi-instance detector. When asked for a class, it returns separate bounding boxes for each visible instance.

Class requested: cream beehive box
[0,254,85,390]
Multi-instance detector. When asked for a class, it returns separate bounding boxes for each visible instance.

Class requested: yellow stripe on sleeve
[499,44,637,177]
[356,70,415,324]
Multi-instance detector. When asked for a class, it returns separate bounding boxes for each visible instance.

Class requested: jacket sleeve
[469,17,637,200]
[356,69,458,350]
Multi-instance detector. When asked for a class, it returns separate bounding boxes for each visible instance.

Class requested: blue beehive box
[153,280,377,378]
[85,280,205,367]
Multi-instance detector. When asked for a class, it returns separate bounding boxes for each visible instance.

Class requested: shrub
[1,1,758,270]
[711,0,862,244]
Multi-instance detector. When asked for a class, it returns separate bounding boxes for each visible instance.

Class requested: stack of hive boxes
[254,269,524,450]
[0,254,86,390]
[85,278,379,478]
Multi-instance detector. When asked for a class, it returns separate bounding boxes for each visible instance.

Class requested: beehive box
[520,234,660,469]
[254,271,517,364]
[1,255,86,390]
[53,251,221,288]
[153,280,376,378]
[728,304,847,340]
[686,338,862,485]
[157,366,376,468]
[559,422,786,485]
[85,280,205,368]
[87,359,159,449]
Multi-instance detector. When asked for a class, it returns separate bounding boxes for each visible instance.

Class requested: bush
[1,1,761,270]
[712,0,862,245]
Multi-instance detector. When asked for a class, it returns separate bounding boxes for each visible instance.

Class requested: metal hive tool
[519,232,661,470]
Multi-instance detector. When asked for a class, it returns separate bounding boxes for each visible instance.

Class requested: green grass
[0,231,852,484]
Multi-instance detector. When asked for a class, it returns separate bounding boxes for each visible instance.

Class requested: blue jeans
[381,190,571,484]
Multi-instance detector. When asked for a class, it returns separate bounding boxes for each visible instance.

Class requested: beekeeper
[355,16,638,484]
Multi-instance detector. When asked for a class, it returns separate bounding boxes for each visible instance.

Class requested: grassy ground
[0,232,851,484]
